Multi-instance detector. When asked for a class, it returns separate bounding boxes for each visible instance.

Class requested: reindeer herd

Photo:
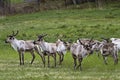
[5,31,119,71]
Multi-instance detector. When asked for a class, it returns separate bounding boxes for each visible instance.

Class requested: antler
[38,34,47,39]
[78,39,83,45]
[89,37,93,43]
[101,37,110,43]
[12,30,19,36]
[12,31,15,36]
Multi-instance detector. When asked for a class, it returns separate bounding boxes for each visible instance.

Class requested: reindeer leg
[77,58,83,71]
[103,56,108,65]
[61,53,64,63]
[58,53,61,65]
[18,51,22,65]
[72,54,77,70]
[72,56,77,70]
[21,52,24,65]
[96,51,100,57]
[54,53,56,67]
[48,55,50,67]
[115,53,118,64]
[74,58,77,70]
[30,50,35,64]
[34,46,45,65]
[38,54,45,67]
[43,55,46,67]
[112,53,118,65]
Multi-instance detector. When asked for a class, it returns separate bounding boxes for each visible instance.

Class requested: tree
[0,0,4,8]
[0,0,11,8]
[37,0,40,6]
[95,0,105,9]
[64,0,80,6]
[0,0,11,15]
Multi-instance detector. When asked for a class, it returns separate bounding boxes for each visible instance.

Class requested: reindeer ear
[57,39,61,42]
[60,39,62,41]
[63,41,67,45]
[79,39,83,45]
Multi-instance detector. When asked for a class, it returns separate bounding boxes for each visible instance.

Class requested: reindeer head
[57,39,72,50]
[33,34,47,44]
[79,38,94,55]
[38,34,47,41]
[101,37,111,43]
[5,31,19,43]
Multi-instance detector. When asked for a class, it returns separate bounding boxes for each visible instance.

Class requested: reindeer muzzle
[5,40,8,43]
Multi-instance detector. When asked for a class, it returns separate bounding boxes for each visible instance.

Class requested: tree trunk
[0,0,6,8]
[72,0,77,5]
[95,0,105,9]
[37,0,41,6]
[87,0,91,8]
[0,0,11,15]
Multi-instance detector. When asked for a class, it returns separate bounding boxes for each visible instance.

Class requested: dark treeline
[0,0,118,15]
[0,0,11,15]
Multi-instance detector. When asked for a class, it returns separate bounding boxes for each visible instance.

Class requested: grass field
[0,3,120,80]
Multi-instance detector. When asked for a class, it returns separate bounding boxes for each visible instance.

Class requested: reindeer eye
[9,37,14,40]
[9,37,12,39]
[37,39,40,41]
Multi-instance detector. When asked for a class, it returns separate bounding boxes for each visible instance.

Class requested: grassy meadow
[0,3,120,80]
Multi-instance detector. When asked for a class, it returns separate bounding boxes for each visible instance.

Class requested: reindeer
[33,34,57,67]
[70,38,94,71]
[90,40,102,57]
[56,39,69,65]
[110,38,120,51]
[100,38,118,65]
[77,38,101,57]
[5,31,43,65]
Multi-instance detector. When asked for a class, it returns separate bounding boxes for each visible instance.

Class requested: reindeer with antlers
[33,34,57,67]
[70,38,94,71]
[5,31,42,65]
[100,38,118,65]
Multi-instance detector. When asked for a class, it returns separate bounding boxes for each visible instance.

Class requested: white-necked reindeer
[70,38,94,71]
[56,39,68,65]
[34,34,57,67]
[5,31,42,65]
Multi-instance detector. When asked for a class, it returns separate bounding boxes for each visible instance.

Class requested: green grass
[0,4,120,80]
